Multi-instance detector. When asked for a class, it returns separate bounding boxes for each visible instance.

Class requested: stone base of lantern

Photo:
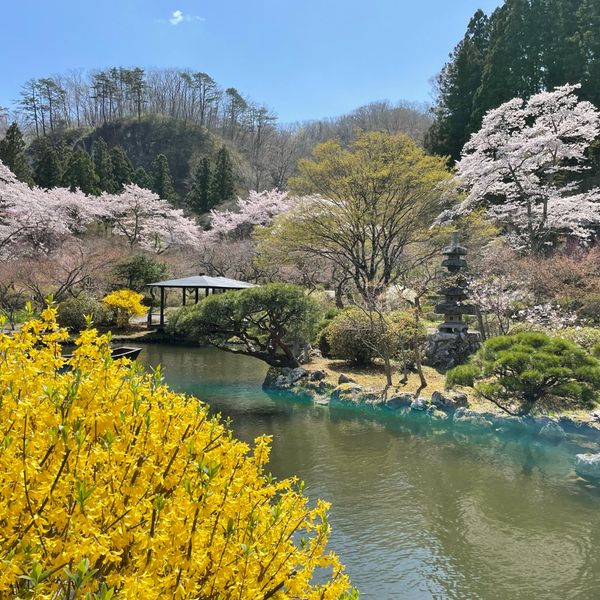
[425,330,481,370]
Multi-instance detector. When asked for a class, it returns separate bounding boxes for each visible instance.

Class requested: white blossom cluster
[205,189,293,241]
[453,84,600,247]
[516,303,578,330]
[0,161,202,257]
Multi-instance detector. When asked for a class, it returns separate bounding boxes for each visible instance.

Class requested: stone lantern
[425,234,480,369]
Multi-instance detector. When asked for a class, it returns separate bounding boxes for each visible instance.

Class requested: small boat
[62,346,142,361]
[109,346,143,360]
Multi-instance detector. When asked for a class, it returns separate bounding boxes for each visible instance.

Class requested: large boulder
[427,407,449,420]
[331,383,364,402]
[262,366,308,389]
[431,390,469,411]
[263,366,284,389]
[575,453,600,479]
[491,414,529,431]
[384,394,414,410]
[309,370,327,381]
[410,397,429,412]
[338,373,356,384]
[589,410,600,423]
[289,367,308,383]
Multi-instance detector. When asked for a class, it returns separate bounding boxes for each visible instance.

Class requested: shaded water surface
[140,345,600,600]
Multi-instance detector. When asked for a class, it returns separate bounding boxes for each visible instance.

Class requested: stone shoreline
[264,366,600,480]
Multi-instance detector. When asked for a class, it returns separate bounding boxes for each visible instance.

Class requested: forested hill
[27,115,243,197]
[426,0,600,162]
[1,67,432,207]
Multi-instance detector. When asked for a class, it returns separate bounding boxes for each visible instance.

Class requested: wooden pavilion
[147,275,256,329]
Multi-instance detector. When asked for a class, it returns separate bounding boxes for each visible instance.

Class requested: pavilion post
[205,288,210,297]
[182,288,186,306]
[147,289,154,329]
[195,288,199,303]
[159,287,165,328]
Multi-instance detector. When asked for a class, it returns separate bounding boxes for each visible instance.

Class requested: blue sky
[0,0,502,123]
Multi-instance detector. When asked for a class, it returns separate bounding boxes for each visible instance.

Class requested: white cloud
[169,10,184,25]
[167,9,204,25]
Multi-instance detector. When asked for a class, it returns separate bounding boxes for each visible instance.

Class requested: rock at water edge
[575,453,600,479]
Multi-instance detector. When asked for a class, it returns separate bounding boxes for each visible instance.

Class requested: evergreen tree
[539,0,584,90]
[63,149,99,195]
[55,140,72,176]
[186,157,212,213]
[151,153,177,201]
[578,0,600,107]
[426,0,600,161]
[425,10,490,162]
[471,0,537,128]
[210,146,235,206]
[110,146,134,189]
[92,137,117,193]
[0,122,33,184]
[33,138,63,189]
[132,166,152,189]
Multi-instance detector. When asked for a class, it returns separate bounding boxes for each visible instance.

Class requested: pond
[139,344,600,600]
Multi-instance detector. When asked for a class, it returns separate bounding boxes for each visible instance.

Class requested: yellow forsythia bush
[102,289,146,328]
[0,309,354,599]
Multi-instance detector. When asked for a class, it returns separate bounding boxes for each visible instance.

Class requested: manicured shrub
[325,308,379,365]
[57,294,110,332]
[0,309,353,598]
[102,288,147,328]
[324,308,425,368]
[446,332,600,415]
[445,364,479,389]
[317,327,332,358]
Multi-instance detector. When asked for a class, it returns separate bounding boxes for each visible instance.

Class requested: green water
[139,345,600,600]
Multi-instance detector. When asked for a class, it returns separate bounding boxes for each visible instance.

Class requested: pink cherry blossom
[0,161,201,257]
[206,189,293,240]
[100,184,201,253]
[0,161,104,257]
[453,84,600,249]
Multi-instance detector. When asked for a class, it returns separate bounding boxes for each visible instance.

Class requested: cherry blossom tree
[206,189,293,240]
[100,184,201,253]
[467,275,531,338]
[452,84,600,251]
[1,161,201,259]
[190,189,294,282]
[0,161,106,257]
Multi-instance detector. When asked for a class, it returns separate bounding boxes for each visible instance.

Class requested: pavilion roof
[147,275,256,289]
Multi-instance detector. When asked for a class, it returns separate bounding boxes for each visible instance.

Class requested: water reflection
[140,345,600,600]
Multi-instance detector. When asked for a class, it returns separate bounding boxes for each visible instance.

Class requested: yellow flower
[0,310,354,598]
[102,289,147,328]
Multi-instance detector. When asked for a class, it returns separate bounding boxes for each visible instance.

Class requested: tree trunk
[383,355,393,387]
[413,310,427,396]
